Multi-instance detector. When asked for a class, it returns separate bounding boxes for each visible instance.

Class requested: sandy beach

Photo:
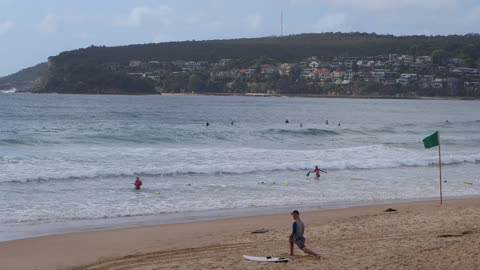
[1,198,479,270]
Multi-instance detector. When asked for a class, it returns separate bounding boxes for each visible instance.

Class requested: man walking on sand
[289,210,320,258]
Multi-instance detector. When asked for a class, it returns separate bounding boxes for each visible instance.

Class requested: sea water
[1,93,479,241]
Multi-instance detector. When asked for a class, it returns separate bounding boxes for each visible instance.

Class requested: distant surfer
[231,121,234,125]
[338,123,341,126]
[206,122,210,127]
[300,123,303,127]
[326,120,329,125]
[289,210,320,258]
[285,119,289,124]
[134,177,142,190]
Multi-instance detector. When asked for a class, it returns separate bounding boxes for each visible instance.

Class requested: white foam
[1,145,479,183]
[0,88,16,93]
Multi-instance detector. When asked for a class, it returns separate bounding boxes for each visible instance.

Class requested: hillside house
[129,60,145,68]
[309,61,320,69]
[261,64,277,75]
[239,68,256,76]
[396,74,418,85]
[318,68,332,81]
[278,63,292,76]
[218,59,232,66]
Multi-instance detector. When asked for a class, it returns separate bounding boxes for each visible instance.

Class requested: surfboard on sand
[243,255,289,262]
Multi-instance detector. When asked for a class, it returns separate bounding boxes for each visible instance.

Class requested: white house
[396,73,418,85]
[278,63,292,76]
[309,61,320,69]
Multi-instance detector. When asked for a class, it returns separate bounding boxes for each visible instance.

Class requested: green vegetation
[52,33,480,66]
[36,64,155,94]
[0,63,48,90]
[9,32,480,95]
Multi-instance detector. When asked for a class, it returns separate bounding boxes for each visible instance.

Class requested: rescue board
[242,255,289,262]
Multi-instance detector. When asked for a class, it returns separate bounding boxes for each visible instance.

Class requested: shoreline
[1,197,479,270]
[11,91,480,100]
[3,196,477,243]
[157,92,480,100]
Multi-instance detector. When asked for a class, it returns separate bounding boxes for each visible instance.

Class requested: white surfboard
[243,255,289,262]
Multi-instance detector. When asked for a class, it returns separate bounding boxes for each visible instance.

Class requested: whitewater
[1,93,479,241]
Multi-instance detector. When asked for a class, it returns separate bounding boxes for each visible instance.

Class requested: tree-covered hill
[17,32,480,95]
[51,33,480,66]
[0,62,48,90]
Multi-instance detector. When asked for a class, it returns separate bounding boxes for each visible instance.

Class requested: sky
[1,0,480,76]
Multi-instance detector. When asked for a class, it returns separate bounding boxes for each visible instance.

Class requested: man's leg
[289,236,294,256]
[301,246,320,258]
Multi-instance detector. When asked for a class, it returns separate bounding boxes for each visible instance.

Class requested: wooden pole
[438,132,442,205]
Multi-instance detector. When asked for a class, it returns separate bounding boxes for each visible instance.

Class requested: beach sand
[1,198,479,270]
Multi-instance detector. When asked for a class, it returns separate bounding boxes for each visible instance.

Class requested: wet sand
[1,198,479,270]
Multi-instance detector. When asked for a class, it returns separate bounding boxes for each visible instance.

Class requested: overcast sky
[1,0,479,76]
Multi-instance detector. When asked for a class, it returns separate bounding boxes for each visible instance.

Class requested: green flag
[423,131,439,149]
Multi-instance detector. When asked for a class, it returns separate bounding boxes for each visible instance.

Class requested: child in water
[134,177,142,190]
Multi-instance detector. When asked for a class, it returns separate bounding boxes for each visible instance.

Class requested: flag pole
[438,132,442,205]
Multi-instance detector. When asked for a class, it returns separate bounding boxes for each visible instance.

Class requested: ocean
[1,93,479,241]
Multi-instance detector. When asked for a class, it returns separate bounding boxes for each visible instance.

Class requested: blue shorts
[294,236,305,249]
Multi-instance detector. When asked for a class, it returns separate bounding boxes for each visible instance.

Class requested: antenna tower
[280,12,284,36]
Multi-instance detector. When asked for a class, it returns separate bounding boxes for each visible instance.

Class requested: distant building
[420,75,435,88]
[416,56,432,64]
[172,60,185,67]
[318,68,332,81]
[239,68,256,76]
[396,74,418,85]
[448,58,465,66]
[211,70,238,79]
[331,70,345,80]
[278,63,292,76]
[129,60,145,68]
[261,64,276,75]
[399,55,415,63]
[127,72,144,78]
[371,69,387,81]
[218,59,232,66]
[432,78,445,88]
[301,68,315,79]
[308,61,320,69]
[344,71,356,80]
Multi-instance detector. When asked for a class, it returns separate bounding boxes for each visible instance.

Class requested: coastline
[156,92,480,100]
[11,91,480,100]
[3,196,476,243]
[2,197,479,270]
